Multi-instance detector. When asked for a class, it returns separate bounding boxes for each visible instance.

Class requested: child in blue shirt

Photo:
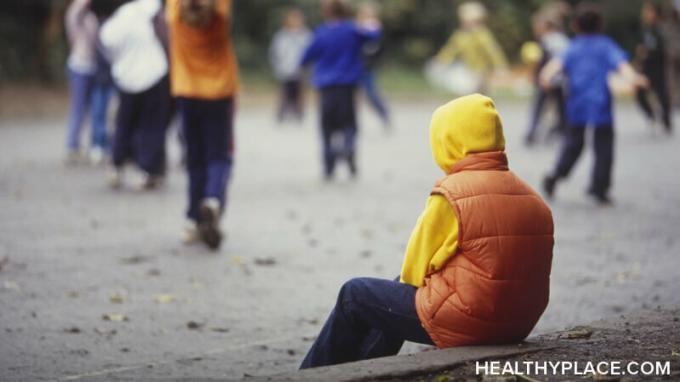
[300,0,380,179]
[540,2,647,204]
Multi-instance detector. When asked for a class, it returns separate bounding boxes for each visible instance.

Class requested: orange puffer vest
[415,151,553,348]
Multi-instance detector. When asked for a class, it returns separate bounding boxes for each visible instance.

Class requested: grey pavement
[0,96,679,381]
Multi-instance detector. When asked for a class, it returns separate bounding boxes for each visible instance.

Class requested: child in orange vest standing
[300,94,554,368]
[166,0,239,249]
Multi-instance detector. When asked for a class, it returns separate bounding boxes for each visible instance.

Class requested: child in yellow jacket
[301,94,553,368]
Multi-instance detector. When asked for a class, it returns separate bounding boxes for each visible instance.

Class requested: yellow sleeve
[435,32,461,63]
[400,195,459,287]
[479,28,508,69]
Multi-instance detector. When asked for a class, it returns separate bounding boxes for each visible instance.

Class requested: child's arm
[617,61,649,88]
[399,195,459,288]
[539,58,563,90]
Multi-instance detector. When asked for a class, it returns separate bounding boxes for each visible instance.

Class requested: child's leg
[300,277,433,369]
[201,97,235,213]
[320,88,337,177]
[178,97,206,222]
[136,77,171,176]
[553,125,586,179]
[90,83,114,150]
[526,87,548,144]
[337,86,358,173]
[360,71,389,124]
[635,88,655,124]
[590,125,614,197]
[66,69,94,151]
[112,91,141,169]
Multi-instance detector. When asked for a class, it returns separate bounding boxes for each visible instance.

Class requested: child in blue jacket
[301,0,381,180]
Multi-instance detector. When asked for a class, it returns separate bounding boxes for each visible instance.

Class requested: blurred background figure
[63,0,98,164]
[541,2,649,205]
[167,0,239,250]
[100,0,171,190]
[431,1,508,94]
[269,8,311,124]
[300,0,381,180]
[89,2,119,165]
[524,6,570,146]
[357,2,390,129]
[635,2,673,134]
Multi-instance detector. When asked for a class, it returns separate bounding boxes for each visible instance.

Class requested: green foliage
[0,0,664,83]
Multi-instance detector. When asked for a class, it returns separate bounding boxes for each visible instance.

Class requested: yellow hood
[430,94,505,174]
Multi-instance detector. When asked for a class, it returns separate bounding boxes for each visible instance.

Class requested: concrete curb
[245,342,554,382]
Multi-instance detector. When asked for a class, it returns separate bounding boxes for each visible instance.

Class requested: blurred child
[100,0,171,190]
[269,9,311,123]
[635,2,673,134]
[167,0,239,250]
[357,2,390,128]
[434,1,508,93]
[64,0,98,163]
[525,13,569,146]
[541,3,648,205]
[300,0,381,180]
[300,94,554,368]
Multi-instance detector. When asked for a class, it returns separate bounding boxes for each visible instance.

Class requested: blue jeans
[359,71,389,124]
[90,83,114,150]
[300,277,434,369]
[66,68,94,150]
[178,97,234,222]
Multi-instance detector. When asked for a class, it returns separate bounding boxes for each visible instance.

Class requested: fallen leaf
[0,256,8,272]
[119,254,151,265]
[209,327,230,333]
[64,326,81,334]
[560,326,593,340]
[102,313,128,322]
[146,268,161,276]
[94,328,117,337]
[187,321,204,330]
[672,350,680,357]
[66,290,79,298]
[254,257,277,267]
[230,256,242,266]
[3,281,20,291]
[153,294,176,304]
[109,293,124,304]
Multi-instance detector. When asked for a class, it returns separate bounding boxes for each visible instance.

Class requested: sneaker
[130,168,163,191]
[89,147,105,166]
[542,175,557,199]
[587,190,613,206]
[198,198,222,250]
[65,150,84,165]
[347,153,357,178]
[182,220,201,245]
[108,167,123,189]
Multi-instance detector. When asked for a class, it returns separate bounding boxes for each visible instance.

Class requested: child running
[300,0,381,180]
[166,0,239,250]
[300,94,554,368]
[541,2,648,205]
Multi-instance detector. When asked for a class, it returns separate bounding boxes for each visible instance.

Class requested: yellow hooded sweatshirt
[400,94,505,287]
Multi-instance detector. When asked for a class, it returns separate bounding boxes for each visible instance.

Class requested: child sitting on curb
[300,94,554,368]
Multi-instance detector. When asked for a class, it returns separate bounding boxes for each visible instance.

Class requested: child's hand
[634,74,650,89]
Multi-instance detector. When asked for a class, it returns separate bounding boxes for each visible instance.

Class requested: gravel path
[1,97,679,381]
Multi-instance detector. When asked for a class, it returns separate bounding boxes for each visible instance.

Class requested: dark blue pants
[636,74,672,131]
[278,79,303,122]
[178,97,234,222]
[359,71,389,124]
[320,85,357,176]
[300,277,433,369]
[553,125,614,197]
[112,76,170,175]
